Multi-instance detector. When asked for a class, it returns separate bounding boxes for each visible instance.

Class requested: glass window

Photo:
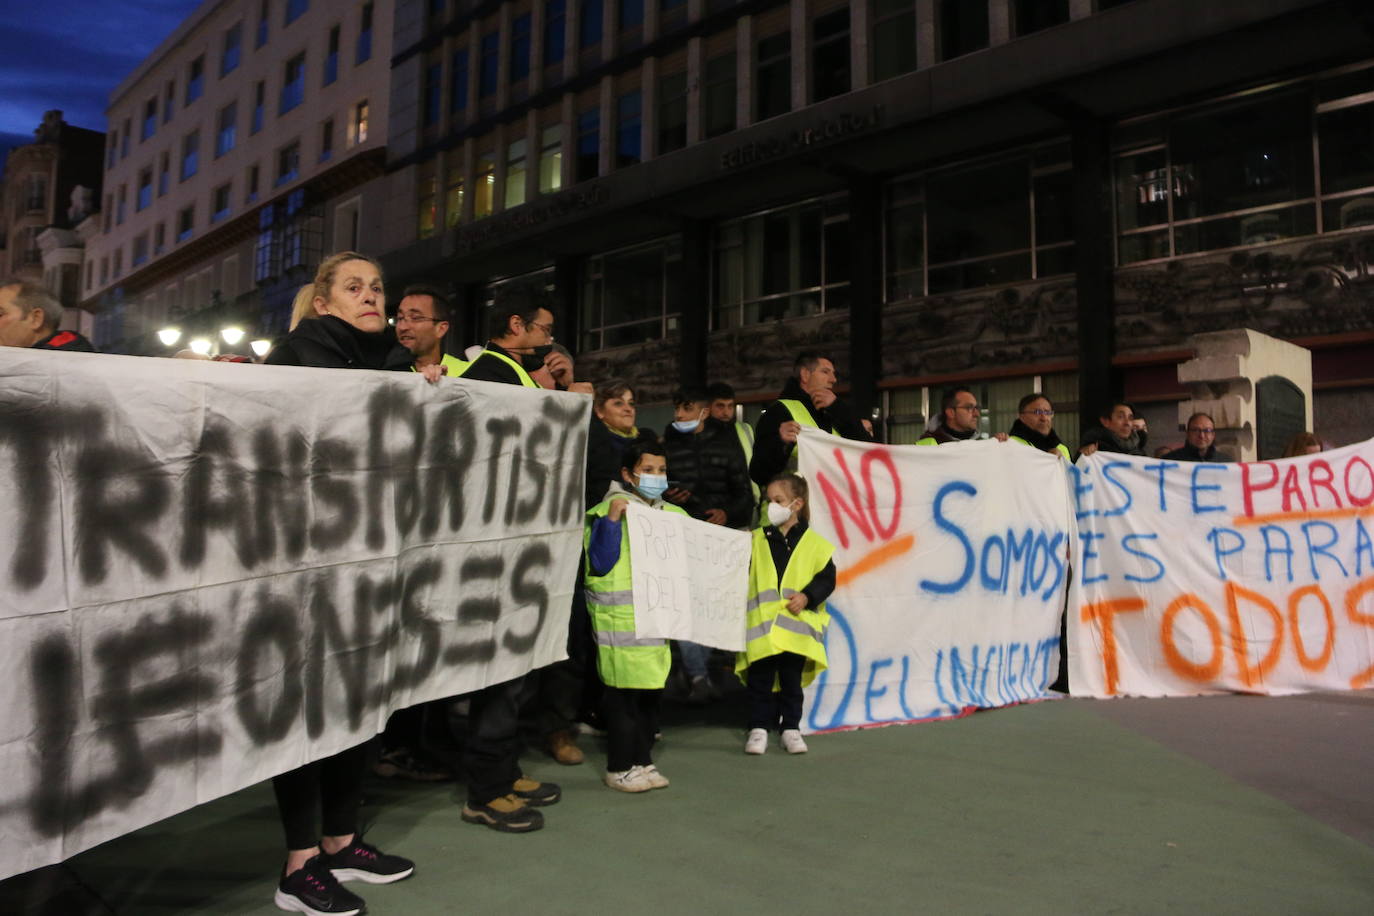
[885,177,923,302]
[512,14,532,82]
[325,26,340,85]
[927,159,1031,293]
[713,196,849,328]
[940,0,987,60]
[177,205,195,242]
[812,9,850,103]
[222,22,242,76]
[186,56,205,105]
[358,3,374,63]
[451,50,470,112]
[704,53,737,138]
[1014,0,1069,37]
[320,118,333,162]
[576,108,600,182]
[418,170,438,238]
[506,139,528,208]
[137,169,152,211]
[247,163,260,203]
[580,0,603,48]
[281,53,306,114]
[212,183,232,222]
[180,131,200,181]
[545,0,566,66]
[252,81,265,133]
[446,166,465,226]
[116,185,127,225]
[158,152,170,196]
[581,237,682,350]
[154,222,166,255]
[872,0,917,82]
[756,33,791,121]
[616,91,642,168]
[539,126,563,192]
[424,61,443,126]
[286,0,308,26]
[474,153,496,217]
[619,0,644,31]
[657,71,688,155]
[164,81,176,123]
[256,0,270,47]
[142,97,158,141]
[479,32,500,97]
[352,100,370,145]
[1319,101,1374,197]
[216,102,237,157]
[276,141,300,185]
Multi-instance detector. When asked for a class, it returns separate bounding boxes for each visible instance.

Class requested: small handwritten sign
[625,503,750,650]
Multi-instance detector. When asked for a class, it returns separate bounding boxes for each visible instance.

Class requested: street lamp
[250,338,273,357]
[188,338,213,356]
[220,326,245,346]
[157,327,182,346]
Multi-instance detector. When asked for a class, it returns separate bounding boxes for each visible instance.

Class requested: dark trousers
[746,652,807,732]
[271,743,368,851]
[462,675,525,805]
[602,686,660,772]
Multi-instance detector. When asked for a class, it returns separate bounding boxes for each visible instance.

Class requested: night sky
[0,1,203,159]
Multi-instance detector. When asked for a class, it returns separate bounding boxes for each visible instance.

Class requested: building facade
[82,0,394,355]
[400,0,1374,445]
[0,111,103,317]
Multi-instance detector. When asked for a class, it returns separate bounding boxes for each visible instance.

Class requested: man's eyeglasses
[954,404,981,412]
[1022,409,1054,418]
[525,319,555,339]
[1187,427,1216,435]
[390,313,439,326]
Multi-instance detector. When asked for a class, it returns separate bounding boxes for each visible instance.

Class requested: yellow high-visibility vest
[735,526,834,688]
[583,496,690,689]
[456,347,539,388]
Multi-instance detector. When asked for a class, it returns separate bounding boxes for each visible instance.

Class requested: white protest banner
[797,430,1075,733]
[626,502,750,650]
[1068,444,1374,698]
[0,348,588,881]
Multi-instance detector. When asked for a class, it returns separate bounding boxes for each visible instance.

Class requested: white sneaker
[604,767,654,793]
[640,764,670,789]
[744,728,768,755]
[780,729,808,754]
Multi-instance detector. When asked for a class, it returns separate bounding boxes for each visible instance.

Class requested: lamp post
[159,324,258,359]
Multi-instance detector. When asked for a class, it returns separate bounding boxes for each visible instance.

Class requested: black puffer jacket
[584,419,659,510]
[662,417,754,528]
[265,315,412,371]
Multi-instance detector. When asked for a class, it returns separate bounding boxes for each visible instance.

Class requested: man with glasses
[460,280,590,393]
[393,284,468,376]
[917,387,1006,445]
[1162,412,1228,462]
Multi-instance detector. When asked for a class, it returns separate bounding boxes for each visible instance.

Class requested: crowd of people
[0,263,1336,915]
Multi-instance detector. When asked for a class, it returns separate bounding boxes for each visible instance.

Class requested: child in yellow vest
[736,473,836,755]
[584,442,690,791]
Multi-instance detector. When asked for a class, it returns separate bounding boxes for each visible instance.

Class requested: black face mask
[520,344,554,372]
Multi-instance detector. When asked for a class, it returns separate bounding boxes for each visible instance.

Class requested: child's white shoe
[640,764,670,789]
[744,728,768,755]
[604,767,654,792]
[780,729,808,754]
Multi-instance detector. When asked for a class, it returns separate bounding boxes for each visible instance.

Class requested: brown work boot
[547,729,584,765]
[460,795,544,833]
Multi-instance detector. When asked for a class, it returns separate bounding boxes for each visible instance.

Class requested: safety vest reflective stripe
[745,611,820,645]
[744,587,799,612]
[585,588,634,606]
[594,629,667,648]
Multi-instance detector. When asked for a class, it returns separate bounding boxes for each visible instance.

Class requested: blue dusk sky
[0,1,202,158]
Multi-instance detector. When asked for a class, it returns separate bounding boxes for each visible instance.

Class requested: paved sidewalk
[4,692,1372,915]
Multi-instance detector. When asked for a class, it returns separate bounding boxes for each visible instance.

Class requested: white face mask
[765,501,795,527]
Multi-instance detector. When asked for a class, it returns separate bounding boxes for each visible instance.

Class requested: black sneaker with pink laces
[274,858,365,915]
[317,838,415,884]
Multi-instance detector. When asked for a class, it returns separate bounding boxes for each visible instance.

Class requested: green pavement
[6,696,1373,915]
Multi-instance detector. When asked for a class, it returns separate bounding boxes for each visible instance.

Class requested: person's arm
[750,405,790,487]
[587,514,624,576]
[800,559,837,610]
[822,397,872,442]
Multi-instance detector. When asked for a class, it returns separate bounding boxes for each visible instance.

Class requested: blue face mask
[671,419,699,433]
[636,473,668,500]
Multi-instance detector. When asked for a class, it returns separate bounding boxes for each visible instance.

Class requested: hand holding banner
[626,503,750,650]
